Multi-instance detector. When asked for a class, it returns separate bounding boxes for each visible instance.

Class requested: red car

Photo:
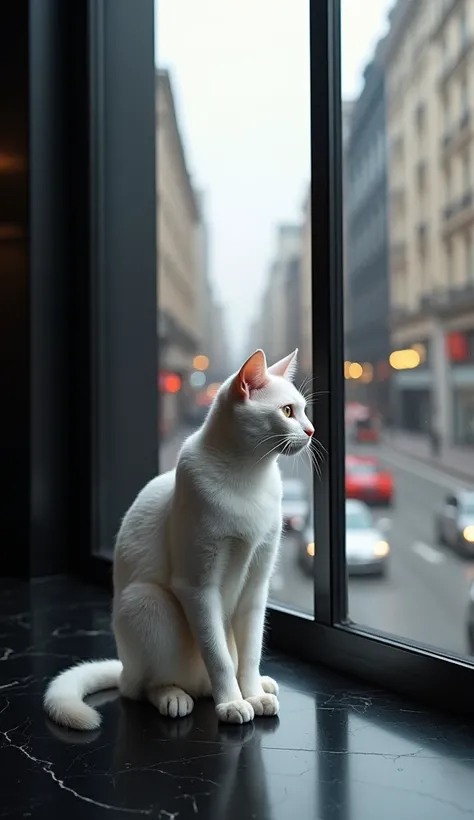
[353,417,380,443]
[345,455,393,506]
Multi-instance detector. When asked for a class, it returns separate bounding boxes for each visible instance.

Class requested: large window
[155,0,313,614]
[54,0,474,716]
[343,0,474,662]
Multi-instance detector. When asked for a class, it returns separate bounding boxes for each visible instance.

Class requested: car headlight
[374,540,390,557]
[463,526,474,543]
[306,542,315,557]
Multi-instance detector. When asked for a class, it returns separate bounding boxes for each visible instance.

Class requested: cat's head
[214,349,314,459]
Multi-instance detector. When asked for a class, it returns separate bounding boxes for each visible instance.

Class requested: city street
[160,425,474,659]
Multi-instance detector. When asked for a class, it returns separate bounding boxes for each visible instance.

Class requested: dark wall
[1,3,33,575]
[0,1,158,578]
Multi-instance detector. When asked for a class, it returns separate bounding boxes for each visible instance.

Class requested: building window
[415,101,425,134]
[445,165,452,204]
[445,92,452,136]
[417,160,426,194]
[460,3,469,49]
[467,233,474,281]
[446,239,453,283]
[461,76,469,118]
[463,151,471,192]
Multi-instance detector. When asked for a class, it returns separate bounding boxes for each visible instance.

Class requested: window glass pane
[343,0,474,658]
[156,2,312,614]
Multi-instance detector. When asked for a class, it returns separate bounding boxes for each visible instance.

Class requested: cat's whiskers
[303,389,330,403]
[253,433,288,452]
[312,437,328,457]
[255,436,290,465]
[298,374,314,397]
[306,445,322,480]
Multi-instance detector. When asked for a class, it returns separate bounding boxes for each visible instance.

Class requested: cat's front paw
[246,693,279,717]
[260,675,279,696]
[215,699,255,724]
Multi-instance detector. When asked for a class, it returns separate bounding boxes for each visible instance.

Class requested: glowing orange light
[193,355,209,371]
[348,362,363,379]
[163,373,181,393]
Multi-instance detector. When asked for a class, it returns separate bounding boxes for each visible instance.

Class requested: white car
[346,499,390,576]
[298,499,390,577]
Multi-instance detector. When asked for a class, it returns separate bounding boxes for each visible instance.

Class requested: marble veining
[0,577,474,818]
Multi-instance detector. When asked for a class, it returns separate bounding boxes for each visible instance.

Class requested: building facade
[257,224,302,369]
[300,103,353,390]
[342,99,355,341]
[385,0,474,444]
[156,69,201,435]
[195,190,230,383]
[346,49,390,417]
[299,187,312,381]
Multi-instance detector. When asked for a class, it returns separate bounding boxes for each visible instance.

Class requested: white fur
[44,350,313,728]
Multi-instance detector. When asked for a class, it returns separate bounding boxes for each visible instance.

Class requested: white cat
[44,348,314,729]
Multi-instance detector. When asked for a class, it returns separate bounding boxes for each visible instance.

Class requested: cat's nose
[305,426,314,437]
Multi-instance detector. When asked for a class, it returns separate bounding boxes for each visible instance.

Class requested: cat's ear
[268,349,298,381]
[233,349,268,398]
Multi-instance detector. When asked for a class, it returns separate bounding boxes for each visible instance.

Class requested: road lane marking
[413,542,445,564]
[378,448,473,491]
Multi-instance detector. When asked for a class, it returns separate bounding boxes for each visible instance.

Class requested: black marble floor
[1,577,474,819]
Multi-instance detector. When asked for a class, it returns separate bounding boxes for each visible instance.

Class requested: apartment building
[299,103,353,389]
[385,0,474,443]
[195,191,230,382]
[342,99,355,341]
[346,49,390,416]
[300,187,312,382]
[156,69,201,435]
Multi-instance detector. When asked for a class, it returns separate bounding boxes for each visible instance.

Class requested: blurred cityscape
[156,68,231,437]
[156,1,474,658]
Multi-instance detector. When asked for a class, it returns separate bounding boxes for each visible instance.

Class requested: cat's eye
[282,405,293,418]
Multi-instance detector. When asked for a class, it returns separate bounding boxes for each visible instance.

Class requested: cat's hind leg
[114,581,205,717]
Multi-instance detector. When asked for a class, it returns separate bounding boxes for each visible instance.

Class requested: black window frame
[18,0,474,717]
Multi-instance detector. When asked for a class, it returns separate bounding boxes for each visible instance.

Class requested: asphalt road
[160,426,474,659]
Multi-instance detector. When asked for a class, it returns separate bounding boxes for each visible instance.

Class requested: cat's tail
[44,659,123,730]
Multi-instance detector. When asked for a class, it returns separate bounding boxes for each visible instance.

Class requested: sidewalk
[384,429,474,483]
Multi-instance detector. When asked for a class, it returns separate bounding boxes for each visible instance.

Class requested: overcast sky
[156,0,392,362]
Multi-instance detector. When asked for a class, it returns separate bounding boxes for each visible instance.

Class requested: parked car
[435,490,474,555]
[282,478,310,533]
[345,455,394,506]
[297,499,391,577]
[345,500,391,576]
[353,416,380,444]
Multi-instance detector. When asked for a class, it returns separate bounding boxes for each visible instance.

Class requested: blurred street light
[193,354,209,371]
[190,371,206,388]
[348,362,363,379]
[389,349,421,370]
